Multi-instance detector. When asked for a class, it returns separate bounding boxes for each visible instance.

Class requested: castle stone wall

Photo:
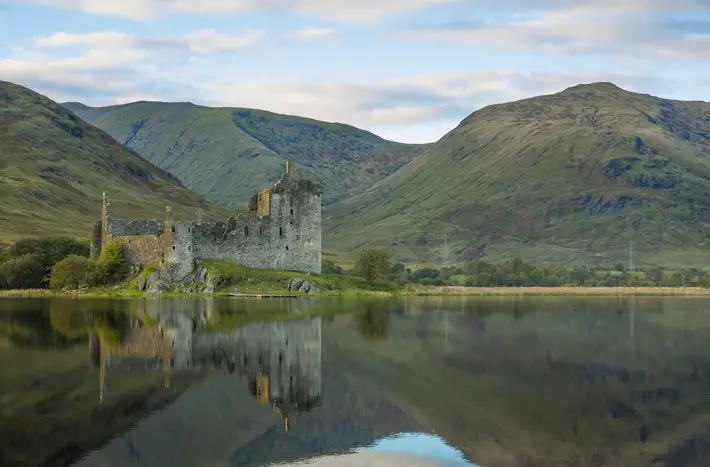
[95,166,322,277]
[166,221,195,279]
[111,235,169,266]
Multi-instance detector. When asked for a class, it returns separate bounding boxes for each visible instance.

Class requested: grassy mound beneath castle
[200,260,399,297]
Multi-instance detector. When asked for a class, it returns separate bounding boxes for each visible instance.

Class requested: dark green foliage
[49,255,97,290]
[414,268,439,280]
[321,259,345,275]
[8,236,88,273]
[354,248,391,287]
[439,266,463,280]
[390,262,405,275]
[645,267,663,283]
[0,236,90,289]
[413,257,710,288]
[0,254,46,289]
[96,241,128,284]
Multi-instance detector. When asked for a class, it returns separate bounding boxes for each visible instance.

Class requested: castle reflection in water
[88,299,322,431]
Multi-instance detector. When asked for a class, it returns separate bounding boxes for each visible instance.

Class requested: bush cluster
[0,237,128,290]
[329,252,710,289]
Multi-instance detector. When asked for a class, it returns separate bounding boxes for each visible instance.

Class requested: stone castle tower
[90,163,322,277]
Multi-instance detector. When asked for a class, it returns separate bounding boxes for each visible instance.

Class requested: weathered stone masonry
[90,165,323,277]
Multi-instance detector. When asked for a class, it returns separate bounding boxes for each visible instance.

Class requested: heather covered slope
[62,101,428,207]
[324,83,710,268]
[0,81,231,241]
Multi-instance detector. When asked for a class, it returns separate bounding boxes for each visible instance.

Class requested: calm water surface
[1,296,710,467]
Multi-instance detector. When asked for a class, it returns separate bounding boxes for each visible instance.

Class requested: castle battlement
[90,164,322,277]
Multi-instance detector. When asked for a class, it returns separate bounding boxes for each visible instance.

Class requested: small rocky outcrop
[147,281,170,294]
[138,270,161,292]
[288,277,320,294]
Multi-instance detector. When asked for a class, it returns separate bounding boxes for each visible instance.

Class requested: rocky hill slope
[63,101,428,208]
[0,81,231,241]
[324,83,710,268]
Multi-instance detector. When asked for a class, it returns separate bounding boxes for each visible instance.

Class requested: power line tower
[442,232,450,267]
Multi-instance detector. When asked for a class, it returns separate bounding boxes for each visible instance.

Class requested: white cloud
[200,69,678,130]
[20,0,458,21]
[413,6,710,61]
[34,29,265,54]
[293,28,337,42]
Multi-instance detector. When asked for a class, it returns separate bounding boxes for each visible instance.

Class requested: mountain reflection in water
[2,296,710,467]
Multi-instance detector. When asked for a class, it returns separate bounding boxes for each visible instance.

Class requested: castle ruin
[90,163,323,278]
[90,305,322,429]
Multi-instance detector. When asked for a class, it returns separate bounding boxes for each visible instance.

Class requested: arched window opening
[279,227,283,237]
[172,246,176,250]
[259,226,263,235]
[290,208,294,215]
[286,245,289,250]
[244,226,249,236]
[171,225,176,232]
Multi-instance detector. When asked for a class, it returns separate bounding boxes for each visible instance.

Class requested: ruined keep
[90,163,323,277]
[91,306,323,430]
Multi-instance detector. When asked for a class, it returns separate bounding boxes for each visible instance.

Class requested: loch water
[1,296,710,467]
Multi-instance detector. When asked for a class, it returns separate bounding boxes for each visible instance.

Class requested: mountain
[0,81,231,241]
[62,101,428,207]
[324,83,710,268]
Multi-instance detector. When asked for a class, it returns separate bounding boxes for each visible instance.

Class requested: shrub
[8,237,89,273]
[96,241,128,284]
[49,255,96,290]
[321,259,345,275]
[414,268,439,280]
[354,248,390,287]
[0,254,46,289]
[390,262,405,275]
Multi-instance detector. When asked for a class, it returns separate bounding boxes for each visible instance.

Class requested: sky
[1,0,709,143]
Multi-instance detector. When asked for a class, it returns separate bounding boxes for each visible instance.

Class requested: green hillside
[62,101,427,208]
[0,81,231,241]
[324,83,710,269]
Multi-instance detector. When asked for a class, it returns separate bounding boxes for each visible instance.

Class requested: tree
[644,267,663,283]
[50,255,96,290]
[354,248,390,287]
[321,259,345,275]
[0,254,46,289]
[96,241,127,284]
[9,237,89,272]
[390,262,405,275]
